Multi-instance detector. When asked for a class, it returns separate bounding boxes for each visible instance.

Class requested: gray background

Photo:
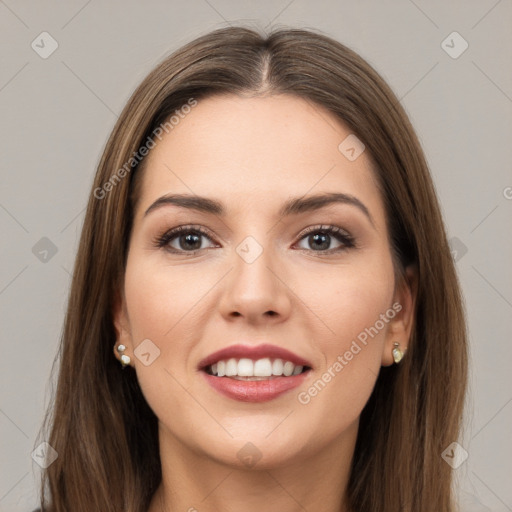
[0,1,511,511]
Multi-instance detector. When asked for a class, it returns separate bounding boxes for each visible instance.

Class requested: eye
[295,225,355,253]
[154,225,218,253]
[154,224,356,255]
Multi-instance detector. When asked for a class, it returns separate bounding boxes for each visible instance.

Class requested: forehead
[136,94,384,223]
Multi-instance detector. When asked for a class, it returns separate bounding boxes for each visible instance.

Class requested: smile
[205,357,309,378]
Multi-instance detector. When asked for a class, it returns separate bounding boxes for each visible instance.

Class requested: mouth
[197,344,313,402]
[203,358,312,380]
[197,343,313,378]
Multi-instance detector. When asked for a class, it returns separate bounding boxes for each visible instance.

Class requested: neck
[147,419,358,512]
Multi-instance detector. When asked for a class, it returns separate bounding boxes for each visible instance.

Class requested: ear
[112,287,134,366]
[381,264,418,367]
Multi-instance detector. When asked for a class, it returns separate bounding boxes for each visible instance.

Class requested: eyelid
[296,223,352,239]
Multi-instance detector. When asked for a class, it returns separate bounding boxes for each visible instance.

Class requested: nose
[217,238,292,325]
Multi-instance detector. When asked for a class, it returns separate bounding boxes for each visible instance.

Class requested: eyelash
[153,224,356,256]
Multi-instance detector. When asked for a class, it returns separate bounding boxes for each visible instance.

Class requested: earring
[392,342,405,364]
[116,344,131,368]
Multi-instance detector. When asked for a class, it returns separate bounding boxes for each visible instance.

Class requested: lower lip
[201,370,311,402]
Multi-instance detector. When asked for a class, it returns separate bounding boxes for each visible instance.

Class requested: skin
[113,94,417,512]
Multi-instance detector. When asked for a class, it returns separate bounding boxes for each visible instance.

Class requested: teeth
[207,357,305,378]
[238,358,253,376]
[226,358,238,376]
[283,361,295,376]
[254,358,272,376]
[272,358,283,375]
[292,365,303,375]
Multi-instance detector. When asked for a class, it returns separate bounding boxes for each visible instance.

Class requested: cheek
[122,253,219,403]
[123,256,200,340]
[334,277,393,344]
[292,266,394,440]
[301,255,394,345]
[298,253,395,397]
[122,257,195,417]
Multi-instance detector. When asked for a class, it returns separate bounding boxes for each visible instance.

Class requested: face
[114,94,415,469]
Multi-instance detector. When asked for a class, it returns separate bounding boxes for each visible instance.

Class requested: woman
[35,26,468,512]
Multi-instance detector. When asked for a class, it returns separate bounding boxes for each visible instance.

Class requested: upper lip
[197,343,313,370]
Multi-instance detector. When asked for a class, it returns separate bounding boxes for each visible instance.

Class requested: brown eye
[296,225,355,253]
[155,226,217,253]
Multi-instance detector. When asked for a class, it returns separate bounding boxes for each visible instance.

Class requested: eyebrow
[144,192,375,227]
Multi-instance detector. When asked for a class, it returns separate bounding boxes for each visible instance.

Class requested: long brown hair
[38,26,468,512]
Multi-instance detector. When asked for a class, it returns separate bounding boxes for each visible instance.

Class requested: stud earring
[116,344,131,368]
[392,342,405,364]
